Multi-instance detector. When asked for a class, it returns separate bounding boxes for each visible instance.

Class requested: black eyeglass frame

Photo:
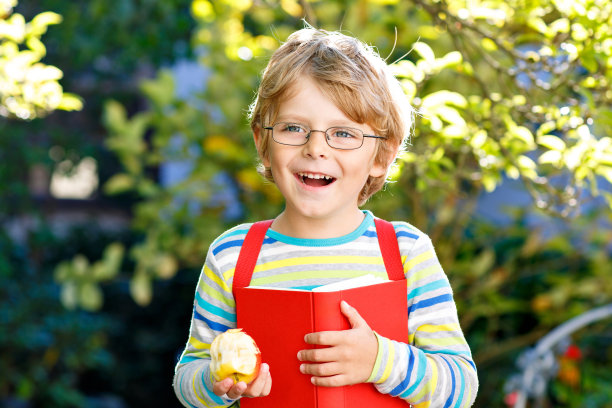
[263,122,387,151]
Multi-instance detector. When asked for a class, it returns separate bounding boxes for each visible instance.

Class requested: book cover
[234,278,409,408]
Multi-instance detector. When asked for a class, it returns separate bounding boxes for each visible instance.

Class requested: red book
[235,277,409,408]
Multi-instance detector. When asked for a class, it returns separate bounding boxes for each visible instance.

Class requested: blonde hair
[249,27,413,205]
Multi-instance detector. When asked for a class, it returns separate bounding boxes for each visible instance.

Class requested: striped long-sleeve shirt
[173,211,478,407]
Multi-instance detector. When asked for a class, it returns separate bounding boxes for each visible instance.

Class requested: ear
[369,142,400,178]
[253,125,270,167]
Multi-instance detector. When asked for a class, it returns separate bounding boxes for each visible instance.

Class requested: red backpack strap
[374,218,405,281]
[232,220,274,298]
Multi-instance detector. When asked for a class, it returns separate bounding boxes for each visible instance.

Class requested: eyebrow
[275,115,363,129]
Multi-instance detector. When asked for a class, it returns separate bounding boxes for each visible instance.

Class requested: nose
[303,130,330,158]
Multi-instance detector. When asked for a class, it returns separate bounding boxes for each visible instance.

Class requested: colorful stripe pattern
[173,211,478,407]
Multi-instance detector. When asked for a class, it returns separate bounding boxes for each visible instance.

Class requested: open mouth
[297,172,336,187]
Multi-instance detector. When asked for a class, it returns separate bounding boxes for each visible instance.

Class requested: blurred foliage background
[1,0,611,406]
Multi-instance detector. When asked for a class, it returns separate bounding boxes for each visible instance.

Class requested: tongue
[304,177,330,187]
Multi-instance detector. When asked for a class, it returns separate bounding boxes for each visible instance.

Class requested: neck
[271,209,366,239]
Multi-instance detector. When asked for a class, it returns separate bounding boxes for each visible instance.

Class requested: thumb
[341,300,369,329]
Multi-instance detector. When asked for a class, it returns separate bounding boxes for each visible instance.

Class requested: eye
[283,123,307,133]
[330,127,360,139]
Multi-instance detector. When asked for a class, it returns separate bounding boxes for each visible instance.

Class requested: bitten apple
[210,328,261,384]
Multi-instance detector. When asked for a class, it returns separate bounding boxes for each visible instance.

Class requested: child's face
[255,76,385,226]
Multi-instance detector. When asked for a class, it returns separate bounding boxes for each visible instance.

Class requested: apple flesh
[210,328,261,384]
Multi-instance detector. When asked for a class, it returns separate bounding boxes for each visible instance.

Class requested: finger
[300,361,342,377]
[311,373,351,388]
[212,377,234,396]
[226,381,247,400]
[298,345,341,362]
[340,300,369,329]
[246,363,269,397]
[304,330,343,346]
[262,370,272,396]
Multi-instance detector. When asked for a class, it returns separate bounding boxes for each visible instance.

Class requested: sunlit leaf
[130,271,153,306]
[538,135,566,151]
[79,282,103,311]
[412,41,435,65]
[539,150,563,166]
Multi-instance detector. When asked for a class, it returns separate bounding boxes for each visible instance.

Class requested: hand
[212,363,272,399]
[297,301,378,387]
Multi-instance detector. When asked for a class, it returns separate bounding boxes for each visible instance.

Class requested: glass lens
[273,122,309,145]
[326,127,363,149]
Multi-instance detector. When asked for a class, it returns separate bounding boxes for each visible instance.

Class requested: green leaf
[130,271,153,306]
[103,100,127,132]
[470,130,488,149]
[60,282,78,310]
[140,70,175,107]
[156,254,178,279]
[539,150,563,166]
[29,11,62,31]
[595,165,612,184]
[79,282,103,311]
[509,126,535,147]
[412,41,435,64]
[421,90,468,109]
[104,173,135,194]
[538,135,566,151]
[434,51,462,70]
[57,93,83,111]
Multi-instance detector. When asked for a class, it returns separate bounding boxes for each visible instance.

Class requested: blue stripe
[213,239,245,256]
[262,237,277,245]
[407,279,448,300]
[195,292,236,323]
[442,356,456,408]
[193,308,231,332]
[390,345,415,396]
[408,293,453,314]
[363,230,377,238]
[423,349,473,357]
[400,349,427,398]
[396,230,419,240]
[452,359,465,408]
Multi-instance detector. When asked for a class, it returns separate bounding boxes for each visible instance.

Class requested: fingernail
[299,364,305,373]
[297,351,302,360]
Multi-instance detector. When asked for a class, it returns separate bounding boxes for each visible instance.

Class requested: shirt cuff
[366,331,384,383]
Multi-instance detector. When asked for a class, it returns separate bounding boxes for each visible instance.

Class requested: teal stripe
[266,212,373,247]
[211,227,249,247]
[179,370,198,408]
[452,358,465,408]
[407,279,448,300]
[202,368,226,405]
[195,291,236,323]
[180,355,201,364]
[400,349,427,398]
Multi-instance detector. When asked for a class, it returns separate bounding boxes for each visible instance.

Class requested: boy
[174,27,478,407]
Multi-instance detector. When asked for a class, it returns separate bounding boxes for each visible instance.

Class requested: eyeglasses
[263,122,387,150]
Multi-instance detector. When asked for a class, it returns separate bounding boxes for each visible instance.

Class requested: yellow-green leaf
[130,271,153,306]
[538,135,566,151]
[79,282,103,311]
[104,174,135,194]
[413,41,435,64]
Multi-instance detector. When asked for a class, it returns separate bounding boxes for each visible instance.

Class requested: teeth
[298,172,332,180]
